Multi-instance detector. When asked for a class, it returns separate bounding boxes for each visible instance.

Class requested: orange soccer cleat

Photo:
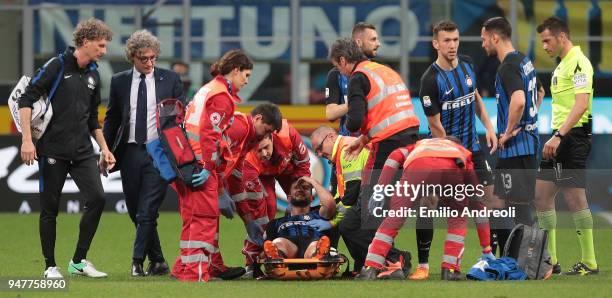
[313,236,331,259]
[263,240,282,260]
[409,266,430,280]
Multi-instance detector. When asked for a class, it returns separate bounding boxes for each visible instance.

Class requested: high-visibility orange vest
[332,135,357,198]
[403,138,472,169]
[221,112,253,179]
[353,61,420,143]
[184,78,234,167]
[245,119,292,176]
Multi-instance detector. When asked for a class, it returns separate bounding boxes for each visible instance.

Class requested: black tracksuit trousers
[38,156,105,268]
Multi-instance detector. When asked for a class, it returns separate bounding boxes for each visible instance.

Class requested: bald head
[311,126,336,141]
[310,126,338,159]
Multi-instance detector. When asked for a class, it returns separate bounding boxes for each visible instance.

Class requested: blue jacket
[467,257,527,281]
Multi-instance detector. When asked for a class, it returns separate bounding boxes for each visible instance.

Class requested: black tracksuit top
[19,47,102,161]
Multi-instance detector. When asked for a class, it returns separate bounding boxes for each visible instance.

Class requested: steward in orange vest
[328,39,421,259]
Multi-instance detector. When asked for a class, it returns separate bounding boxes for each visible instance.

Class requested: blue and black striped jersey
[419,55,480,152]
[265,210,325,240]
[495,51,540,158]
[337,73,349,136]
[325,68,351,136]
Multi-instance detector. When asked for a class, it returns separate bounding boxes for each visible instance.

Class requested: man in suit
[102,30,184,277]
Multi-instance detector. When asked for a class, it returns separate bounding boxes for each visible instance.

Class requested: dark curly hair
[73,18,113,47]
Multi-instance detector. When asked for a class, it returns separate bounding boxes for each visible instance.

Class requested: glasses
[315,134,331,155]
[137,55,157,64]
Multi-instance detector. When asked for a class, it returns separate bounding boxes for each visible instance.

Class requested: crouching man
[361,137,490,281]
[263,176,336,259]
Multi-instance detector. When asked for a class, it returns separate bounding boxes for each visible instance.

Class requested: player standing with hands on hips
[481,17,542,255]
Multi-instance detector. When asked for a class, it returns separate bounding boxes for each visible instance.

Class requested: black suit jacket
[103,67,185,172]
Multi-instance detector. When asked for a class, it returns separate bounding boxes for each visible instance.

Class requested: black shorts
[537,128,591,188]
[286,235,319,258]
[494,155,537,203]
[472,150,493,186]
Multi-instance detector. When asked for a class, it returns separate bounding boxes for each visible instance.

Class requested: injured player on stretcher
[262,176,337,259]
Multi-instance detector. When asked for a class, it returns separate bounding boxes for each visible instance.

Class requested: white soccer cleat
[68,259,108,278]
[44,266,64,279]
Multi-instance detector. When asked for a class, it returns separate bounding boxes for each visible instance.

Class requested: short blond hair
[124,30,161,63]
[73,18,113,47]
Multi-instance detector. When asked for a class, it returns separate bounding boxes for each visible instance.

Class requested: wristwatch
[553,131,564,140]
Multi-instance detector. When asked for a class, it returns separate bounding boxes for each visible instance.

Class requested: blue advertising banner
[412,97,612,135]
[33,0,430,60]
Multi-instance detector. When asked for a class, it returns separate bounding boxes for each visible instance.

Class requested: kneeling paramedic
[361,138,491,281]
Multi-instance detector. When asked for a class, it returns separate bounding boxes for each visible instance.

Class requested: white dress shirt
[128,68,158,143]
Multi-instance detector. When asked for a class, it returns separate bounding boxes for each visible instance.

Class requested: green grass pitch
[1,212,611,297]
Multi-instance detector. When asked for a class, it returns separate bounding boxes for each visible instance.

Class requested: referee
[535,17,598,276]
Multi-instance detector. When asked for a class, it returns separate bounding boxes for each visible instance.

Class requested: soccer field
[1,212,611,297]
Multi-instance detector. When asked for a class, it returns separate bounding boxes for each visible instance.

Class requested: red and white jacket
[218,113,260,217]
[244,119,310,180]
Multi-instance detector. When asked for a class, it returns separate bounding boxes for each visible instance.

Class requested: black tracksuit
[19,47,105,268]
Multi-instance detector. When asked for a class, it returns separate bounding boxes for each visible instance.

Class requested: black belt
[384,127,419,143]
[127,142,147,149]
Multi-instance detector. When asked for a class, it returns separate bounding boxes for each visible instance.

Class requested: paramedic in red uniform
[172,49,253,282]
[239,119,311,276]
[361,138,489,281]
[215,104,283,276]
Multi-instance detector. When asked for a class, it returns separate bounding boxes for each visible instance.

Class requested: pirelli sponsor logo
[441,92,475,110]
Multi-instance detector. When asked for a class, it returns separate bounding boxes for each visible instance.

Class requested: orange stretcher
[258,255,348,280]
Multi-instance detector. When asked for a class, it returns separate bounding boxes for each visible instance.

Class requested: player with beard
[481,17,541,255]
[325,22,380,136]
[262,176,336,259]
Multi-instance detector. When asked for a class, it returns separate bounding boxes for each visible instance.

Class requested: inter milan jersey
[419,55,480,152]
[265,210,325,241]
[325,68,350,136]
[495,51,539,159]
[337,74,349,136]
